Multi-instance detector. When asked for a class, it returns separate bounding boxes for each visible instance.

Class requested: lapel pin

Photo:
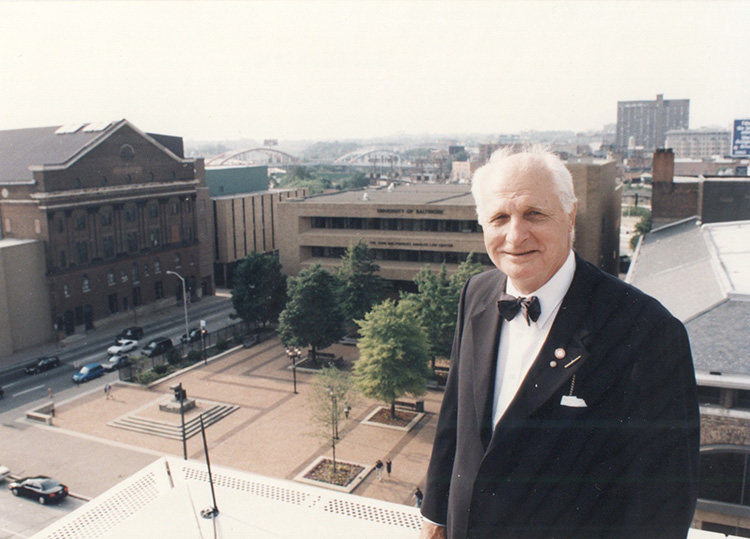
[554,348,566,359]
[550,360,558,368]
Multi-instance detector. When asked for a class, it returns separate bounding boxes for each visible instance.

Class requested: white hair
[471,145,577,227]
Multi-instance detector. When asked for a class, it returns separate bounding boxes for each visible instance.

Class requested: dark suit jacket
[422,254,700,539]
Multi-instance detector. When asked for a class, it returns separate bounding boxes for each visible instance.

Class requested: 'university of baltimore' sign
[732,119,750,158]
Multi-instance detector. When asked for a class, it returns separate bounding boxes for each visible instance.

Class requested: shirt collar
[506,250,576,328]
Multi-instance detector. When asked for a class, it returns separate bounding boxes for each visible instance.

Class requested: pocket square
[560,395,587,408]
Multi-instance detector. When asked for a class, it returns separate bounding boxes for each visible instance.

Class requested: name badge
[560,395,587,408]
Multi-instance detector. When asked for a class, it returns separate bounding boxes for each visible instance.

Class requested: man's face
[477,158,576,295]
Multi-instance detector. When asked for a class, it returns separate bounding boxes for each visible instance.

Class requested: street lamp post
[285,347,300,394]
[166,270,189,350]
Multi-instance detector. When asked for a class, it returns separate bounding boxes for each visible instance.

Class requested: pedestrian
[47,387,53,399]
[385,458,392,478]
[375,459,383,481]
[415,487,424,508]
[104,383,111,400]
[344,402,351,419]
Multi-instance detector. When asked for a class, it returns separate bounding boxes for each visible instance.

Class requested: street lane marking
[12,384,44,397]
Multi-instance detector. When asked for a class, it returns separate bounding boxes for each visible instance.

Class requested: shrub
[216,339,229,351]
[153,364,168,375]
[166,348,182,365]
[187,349,203,363]
[135,370,160,385]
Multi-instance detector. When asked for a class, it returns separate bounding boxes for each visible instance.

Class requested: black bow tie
[497,294,541,326]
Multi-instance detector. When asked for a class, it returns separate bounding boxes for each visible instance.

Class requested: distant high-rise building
[665,128,731,160]
[615,94,689,152]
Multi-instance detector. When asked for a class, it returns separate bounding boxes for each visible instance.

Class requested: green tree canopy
[402,255,483,362]
[230,252,287,327]
[278,265,346,362]
[355,299,431,418]
[336,240,389,328]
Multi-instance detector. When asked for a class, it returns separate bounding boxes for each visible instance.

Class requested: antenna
[199,414,220,519]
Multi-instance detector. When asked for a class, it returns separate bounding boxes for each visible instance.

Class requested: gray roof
[628,218,750,375]
[0,122,122,183]
[296,183,476,206]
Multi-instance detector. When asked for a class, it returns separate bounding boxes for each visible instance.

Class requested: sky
[1,0,748,142]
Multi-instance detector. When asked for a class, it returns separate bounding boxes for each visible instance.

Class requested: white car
[107,339,138,355]
[104,354,131,372]
[0,465,10,481]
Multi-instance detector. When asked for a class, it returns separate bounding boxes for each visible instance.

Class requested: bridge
[205,147,300,167]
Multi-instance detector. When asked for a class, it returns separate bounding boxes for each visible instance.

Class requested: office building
[616,94,689,152]
[666,128,732,160]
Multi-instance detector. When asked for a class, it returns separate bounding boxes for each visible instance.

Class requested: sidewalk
[0,336,440,508]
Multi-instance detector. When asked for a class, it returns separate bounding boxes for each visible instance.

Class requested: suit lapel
[467,274,505,449]
[489,257,600,444]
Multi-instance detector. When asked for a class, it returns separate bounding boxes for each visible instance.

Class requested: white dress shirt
[492,250,576,427]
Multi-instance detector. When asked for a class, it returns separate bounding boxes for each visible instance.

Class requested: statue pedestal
[159,399,196,414]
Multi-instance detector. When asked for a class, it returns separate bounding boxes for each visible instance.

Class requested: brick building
[616,94,690,152]
[0,120,214,337]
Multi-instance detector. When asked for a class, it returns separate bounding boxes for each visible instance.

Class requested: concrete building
[450,160,480,183]
[0,239,54,355]
[277,159,621,285]
[213,187,308,287]
[667,128,732,160]
[616,94,690,152]
[628,219,750,536]
[0,120,214,339]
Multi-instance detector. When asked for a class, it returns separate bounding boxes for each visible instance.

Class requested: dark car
[72,363,104,383]
[9,476,69,504]
[180,328,206,344]
[142,337,173,358]
[115,326,144,342]
[24,356,61,375]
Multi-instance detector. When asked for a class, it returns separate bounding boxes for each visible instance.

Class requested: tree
[403,255,483,367]
[629,210,653,250]
[231,252,287,327]
[308,366,353,473]
[355,299,431,418]
[336,240,388,328]
[278,265,346,364]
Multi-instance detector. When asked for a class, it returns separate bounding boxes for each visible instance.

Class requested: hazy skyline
[1,0,748,142]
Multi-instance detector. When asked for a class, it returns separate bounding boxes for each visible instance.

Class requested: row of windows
[311,246,491,266]
[59,225,196,267]
[71,170,179,190]
[310,216,481,233]
[61,254,190,298]
[57,200,192,233]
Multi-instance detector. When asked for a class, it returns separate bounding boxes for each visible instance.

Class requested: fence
[120,319,261,382]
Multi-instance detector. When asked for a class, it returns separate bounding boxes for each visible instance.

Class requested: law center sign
[732,119,750,158]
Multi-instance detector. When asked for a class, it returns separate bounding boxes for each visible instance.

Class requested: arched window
[82,274,91,292]
[154,258,161,273]
[107,270,115,286]
[175,254,182,268]
[63,284,70,298]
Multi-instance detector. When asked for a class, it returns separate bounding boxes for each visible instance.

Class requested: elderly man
[420,147,699,539]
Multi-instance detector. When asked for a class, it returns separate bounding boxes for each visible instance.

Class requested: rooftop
[293,183,476,207]
[35,456,422,539]
[628,218,750,375]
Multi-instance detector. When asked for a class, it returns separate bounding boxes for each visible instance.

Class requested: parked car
[72,363,104,383]
[24,356,61,375]
[142,337,173,358]
[114,326,144,342]
[107,339,138,355]
[103,355,131,372]
[8,476,68,504]
[180,328,206,344]
[0,465,10,481]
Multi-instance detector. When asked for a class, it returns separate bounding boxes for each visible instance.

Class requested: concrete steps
[109,403,239,440]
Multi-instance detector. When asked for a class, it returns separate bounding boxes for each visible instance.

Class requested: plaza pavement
[0,336,443,509]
